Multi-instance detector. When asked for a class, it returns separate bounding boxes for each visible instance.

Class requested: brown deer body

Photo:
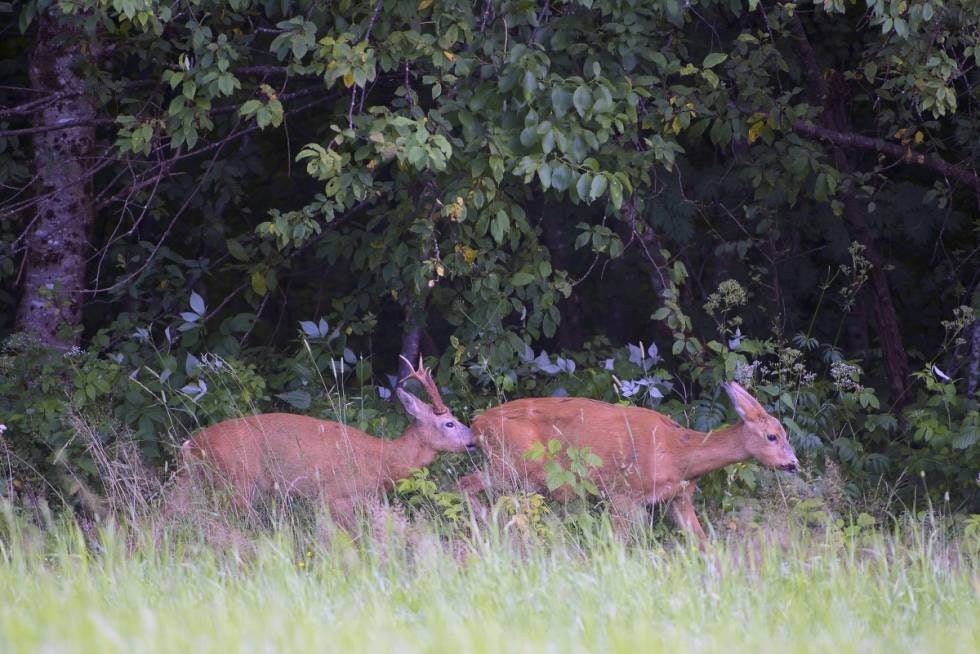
[180,358,474,524]
[461,382,798,542]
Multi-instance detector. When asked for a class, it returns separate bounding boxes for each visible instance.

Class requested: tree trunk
[841,195,911,402]
[789,15,911,404]
[16,8,98,350]
[967,320,980,399]
[397,304,423,383]
[541,206,585,350]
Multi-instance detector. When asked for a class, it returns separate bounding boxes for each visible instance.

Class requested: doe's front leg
[666,483,707,550]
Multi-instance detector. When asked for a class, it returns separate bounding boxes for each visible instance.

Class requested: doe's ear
[396,387,432,421]
[721,381,766,422]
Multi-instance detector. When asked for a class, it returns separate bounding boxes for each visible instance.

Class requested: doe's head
[397,356,476,454]
[722,381,799,472]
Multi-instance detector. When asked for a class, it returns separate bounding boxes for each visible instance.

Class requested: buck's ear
[396,387,432,421]
[722,381,766,422]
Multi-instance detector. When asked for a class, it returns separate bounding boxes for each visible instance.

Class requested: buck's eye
[767,433,778,442]
[444,421,455,429]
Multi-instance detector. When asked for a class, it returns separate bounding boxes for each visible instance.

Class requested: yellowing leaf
[418,0,433,9]
[251,270,267,296]
[459,245,478,265]
[748,121,765,144]
[343,71,355,88]
[671,115,682,134]
[443,50,455,62]
[435,263,445,277]
[914,131,924,144]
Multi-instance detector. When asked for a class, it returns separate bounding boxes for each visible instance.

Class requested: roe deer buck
[460,381,798,544]
[179,357,475,524]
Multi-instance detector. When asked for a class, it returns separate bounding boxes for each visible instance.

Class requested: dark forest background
[0,0,977,512]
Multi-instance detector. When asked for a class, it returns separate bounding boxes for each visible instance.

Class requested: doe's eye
[444,421,455,429]
[766,433,778,442]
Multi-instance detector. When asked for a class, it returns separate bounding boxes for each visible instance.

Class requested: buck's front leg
[666,483,707,549]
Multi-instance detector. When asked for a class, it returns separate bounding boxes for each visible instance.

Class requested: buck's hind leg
[606,493,642,538]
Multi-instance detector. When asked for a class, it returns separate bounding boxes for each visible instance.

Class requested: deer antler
[398,354,449,415]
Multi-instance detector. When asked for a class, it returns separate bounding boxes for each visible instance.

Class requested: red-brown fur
[462,382,798,543]
[180,362,473,525]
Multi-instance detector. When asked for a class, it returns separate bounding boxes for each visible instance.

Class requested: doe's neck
[680,422,752,479]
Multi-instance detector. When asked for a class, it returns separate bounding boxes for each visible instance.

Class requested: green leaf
[491,210,509,244]
[551,87,573,118]
[541,129,556,154]
[511,272,536,286]
[573,85,592,118]
[239,99,262,117]
[576,172,593,201]
[608,177,623,209]
[227,239,249,262]
[589,174,607,200]
[702,53,728,69]
[522,70,537,98]
[551,163,572,191]
[520,127,538,147]
[537,162,552,189]
[276,390,311,410]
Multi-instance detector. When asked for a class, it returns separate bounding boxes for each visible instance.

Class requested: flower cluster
[830,360,864,393]
[63,345,83,359]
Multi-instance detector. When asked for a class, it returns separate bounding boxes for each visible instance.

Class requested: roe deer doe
[460,381,798,544]
[179,357,475,524]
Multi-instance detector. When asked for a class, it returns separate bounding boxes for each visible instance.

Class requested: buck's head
[397,356,476,454]
[722,381,799,472]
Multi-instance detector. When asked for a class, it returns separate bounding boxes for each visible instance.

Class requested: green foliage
[524,438,603,500]
[394,467,465,525]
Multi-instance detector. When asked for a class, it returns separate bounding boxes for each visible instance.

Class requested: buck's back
[185,413,381,497]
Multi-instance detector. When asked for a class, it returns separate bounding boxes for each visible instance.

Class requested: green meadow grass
[0,507,976,654]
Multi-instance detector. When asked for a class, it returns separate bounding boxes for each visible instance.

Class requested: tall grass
[0,504,976,654]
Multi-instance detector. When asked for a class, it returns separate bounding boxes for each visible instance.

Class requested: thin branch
[361,0,384,43]
[82,134,235,294]
[0,118,115,138]
[792,120,980,193]
[0,91,80,119]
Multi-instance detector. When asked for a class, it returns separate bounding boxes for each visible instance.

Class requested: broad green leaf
[702,53,728,68]
[576,172,593,201]
[551,87,573,117]
[551,163,572,191]
[573,85,592,118]
[491,210,509,244]
[511,272,536,286]
[589,174,607,200]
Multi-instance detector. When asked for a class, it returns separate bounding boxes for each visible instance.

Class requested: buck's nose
[465,441,480,454]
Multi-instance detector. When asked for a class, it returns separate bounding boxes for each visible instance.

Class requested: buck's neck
[378,426,438,484]
[679,422,751,479]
